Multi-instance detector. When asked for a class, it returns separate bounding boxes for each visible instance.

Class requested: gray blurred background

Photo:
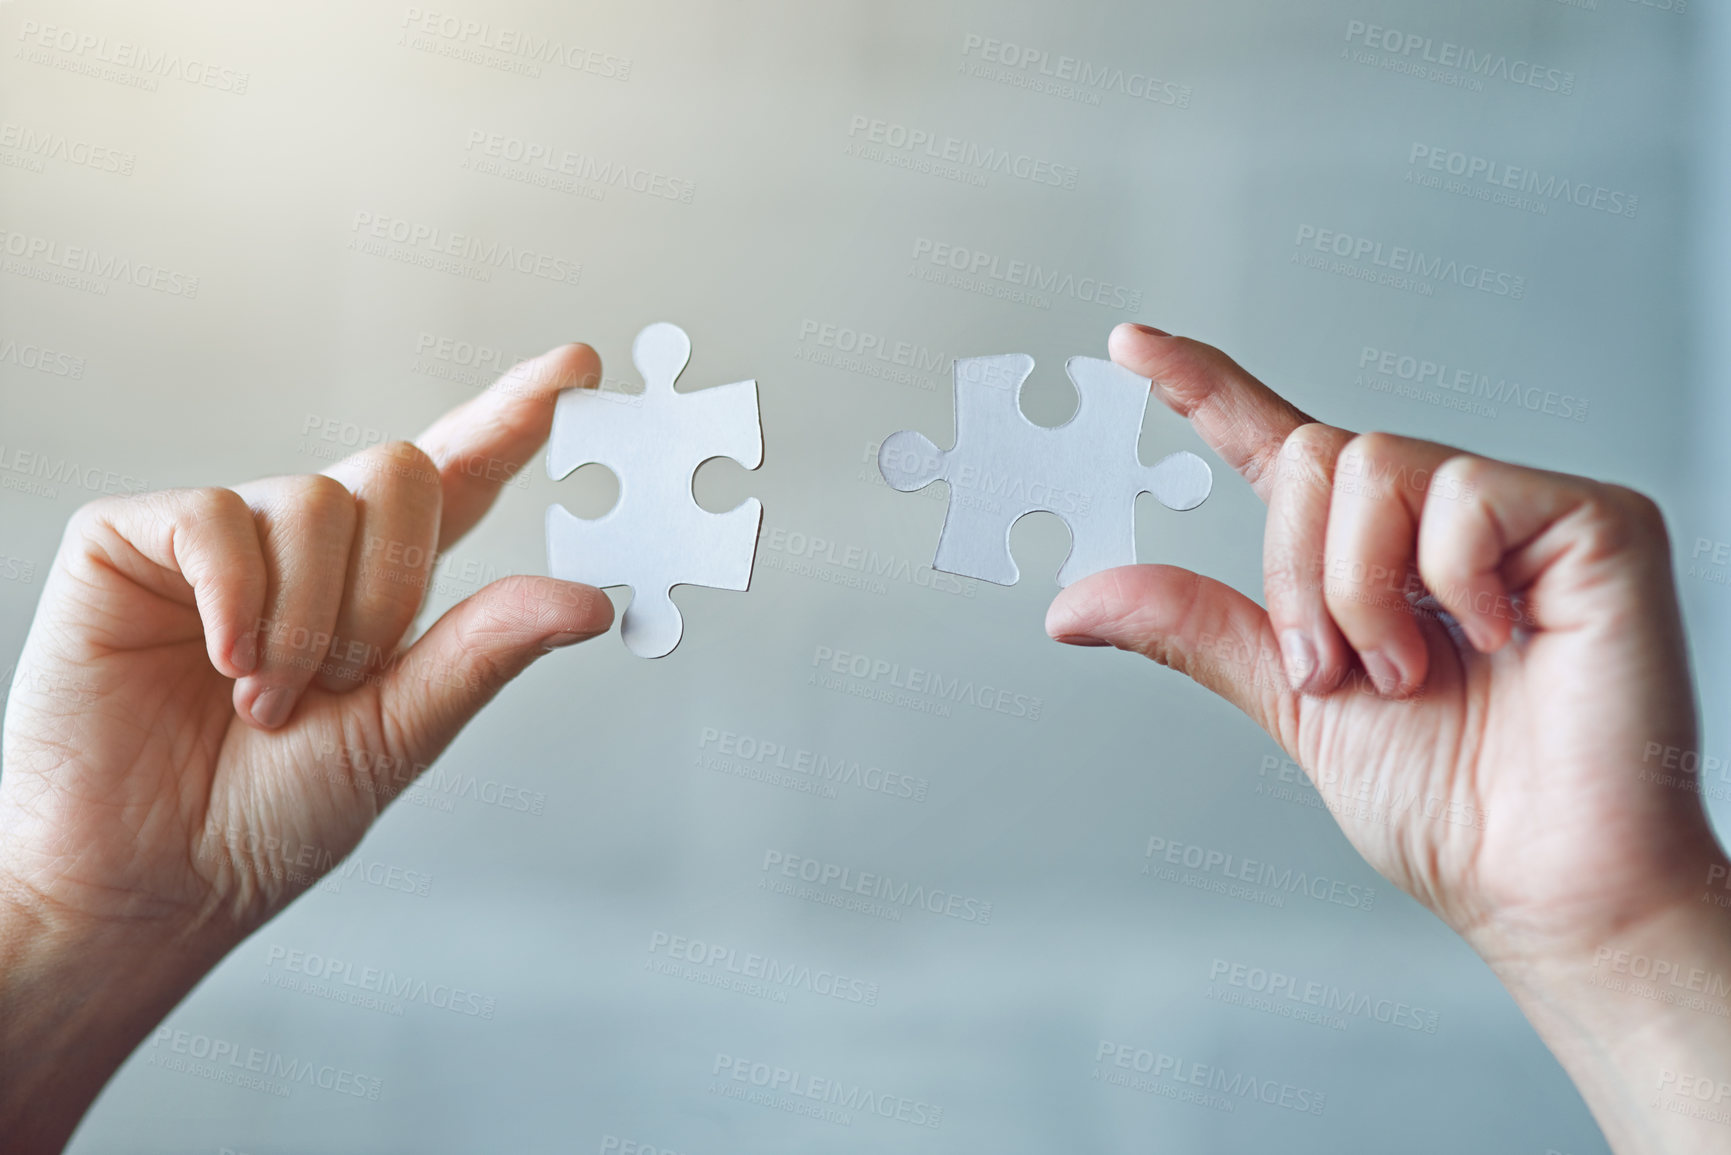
[1,1,1725,1152]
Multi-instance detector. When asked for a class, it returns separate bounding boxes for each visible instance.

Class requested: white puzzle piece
[546,322,763,658]
[878,353,1212,587]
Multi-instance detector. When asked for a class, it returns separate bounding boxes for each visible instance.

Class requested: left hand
[0,344,613,1155]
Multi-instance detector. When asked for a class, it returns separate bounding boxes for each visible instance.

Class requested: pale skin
[1,323,1726,1152]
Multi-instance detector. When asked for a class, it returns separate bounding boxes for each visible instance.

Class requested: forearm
[0,879,225,1155]
[1484,881,1731,1154]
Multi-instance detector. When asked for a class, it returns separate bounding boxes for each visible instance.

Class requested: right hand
[1047,323,1719,971]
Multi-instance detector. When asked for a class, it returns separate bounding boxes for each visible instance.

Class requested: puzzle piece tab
[878,353,1210,587]
[546,322,763,658]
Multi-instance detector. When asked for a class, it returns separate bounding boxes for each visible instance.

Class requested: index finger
[1107,323,1338,503]
[413,342,601,551]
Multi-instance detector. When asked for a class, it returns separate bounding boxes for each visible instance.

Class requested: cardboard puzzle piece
[878,353,1211,587]
[546,322,763,658]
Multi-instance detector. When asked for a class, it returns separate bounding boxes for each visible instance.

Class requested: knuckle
[1582,484,1669,555]
[366,440,442,492]
[1339,430,1399,469]
[1424,454,1490,508]
[182,485,249,524]
[1332,435,1377,491]
[1334,432,1418,502]
[61,497,122,561]
[1273,423,1342,489]
[1431,453,1486,490]
[66,488,176,548]
[1282,421,1341,457]
[67,494,119,535]
[287,472,357,526]
[1604,484,1668,536]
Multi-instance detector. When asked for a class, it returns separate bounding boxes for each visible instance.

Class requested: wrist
[0,870,230,1155]
[1469,842,1731,1003]
[1473,868,1731,1154]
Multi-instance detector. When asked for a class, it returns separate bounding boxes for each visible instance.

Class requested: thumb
[370,575,613,767]
[1046,565,1291,738]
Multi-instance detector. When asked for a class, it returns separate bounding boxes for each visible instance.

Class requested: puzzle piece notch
[878,353,1211,588]
[546,322,763,658]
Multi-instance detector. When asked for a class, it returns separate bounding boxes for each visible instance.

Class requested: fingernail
[231,632,258,675]
[1054,634,1111,648]
[250,686,294,729]
[1361,652,1401,697]
[1463,614,1501,653]
[542,631,588,649]
[1279,630,1316,691]
[1130,323,1172,337]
